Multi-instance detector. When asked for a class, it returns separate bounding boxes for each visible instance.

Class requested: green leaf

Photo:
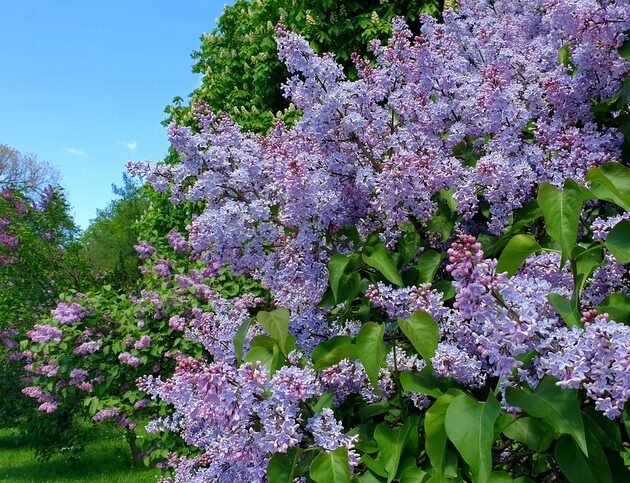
[433,280,455,301]
[312,336,352,364]
[328,254,352,302]
[356,322,386,391]
[362,455,389,478]
[398,224,422,265]
[505,376,587,455]
[399,466,427,483]
[558,44,571,66]
[583,407,623,451]
[496,234,541,277]
[598,292,630,324]
[572,245,605,302]
[257,308,290,355]
[400,366,458,399]
[555,432,612,483]
[311,337,358,371]
[338,272,362,305]
[537,179,583,267]
[363,244,404,286]
[312,391,334,413]
[267,448,300,483]
[605,220,630,263]
[374,417,419,482]
[444,392,501,483]
[417,250,443,284]
[502,417,554,452]
[619,39,630,60]
[547,293,582,328]
[425,392,459,480]
[586,162,630,211]
[310,447,351,483]
[398,311,439,362]
[233,317,252,364]
[245,335,283,374]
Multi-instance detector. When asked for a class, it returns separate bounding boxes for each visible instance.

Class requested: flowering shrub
[20,239,266,463]
[120,1,630,481]
[13,0,630,480]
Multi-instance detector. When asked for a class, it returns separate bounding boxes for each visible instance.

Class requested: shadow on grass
[0,428,27,450]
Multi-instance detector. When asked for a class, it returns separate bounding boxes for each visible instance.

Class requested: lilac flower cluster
[135,0,628,315]
[118,352,141,367]
[134,335,152,350]
[134,241,156,260]
[93,407,120,422]
[26,324,62,344]
[52,301,88,324]
[306,409,359,468]
[73,340,102,356]
[591,212,630,241]
[120,2,630,479]
[538,316,630,419]
[366,281,446,320]
[167,230,187,253]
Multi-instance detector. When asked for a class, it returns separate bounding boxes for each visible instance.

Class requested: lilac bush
[119,2,630,481]
[17,0,630,480]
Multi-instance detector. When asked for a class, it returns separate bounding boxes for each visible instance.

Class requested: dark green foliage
[165,0,441,133]
[82,174,149,289]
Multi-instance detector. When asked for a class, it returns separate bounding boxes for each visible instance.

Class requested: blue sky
[0,1,230,228]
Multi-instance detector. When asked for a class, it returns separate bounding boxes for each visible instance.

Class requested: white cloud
[66,147,87,156]
[117,140,137,150]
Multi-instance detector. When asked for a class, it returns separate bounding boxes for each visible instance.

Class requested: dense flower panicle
[27,324,62,344]
[306,408,360,468]
[140,360,292,482]
[134,241,156,260]
[591,213,630,240]
[538,316,630,419]
[0,328,19,349]
[73,340,102,356]
[118,352,141,367]
[52,301,88,324]
[115,1,630,479]
[366,281,446,320]
[167,230,188,253]
[155,259,171,278]
[93,407,120,422]
[134,335,152,350]
[137,0,629,313]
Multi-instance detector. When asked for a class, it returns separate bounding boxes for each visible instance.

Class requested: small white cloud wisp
[66,147,87,156]
[117,140,137,151]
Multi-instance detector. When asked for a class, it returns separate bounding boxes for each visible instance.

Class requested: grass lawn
[0,426,160,482]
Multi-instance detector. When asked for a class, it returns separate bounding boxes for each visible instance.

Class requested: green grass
[0,426,160,482]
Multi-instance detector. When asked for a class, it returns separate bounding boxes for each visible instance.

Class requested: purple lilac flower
[168,315,186,331]
[366,281,446,320]
[306,408,360,468]
[538,316,630,419]
[118,352,141,367]
[155,259,171,278]
[27,324,62,344]
[167,230,188,253]
[74,340,102,356]
[134,241,156,260]
[591,213,630,241]
[134,335,152,350]
[93,407,120,422]
[52,301,88,324]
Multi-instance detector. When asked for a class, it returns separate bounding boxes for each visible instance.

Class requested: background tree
[82,174,149,290]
